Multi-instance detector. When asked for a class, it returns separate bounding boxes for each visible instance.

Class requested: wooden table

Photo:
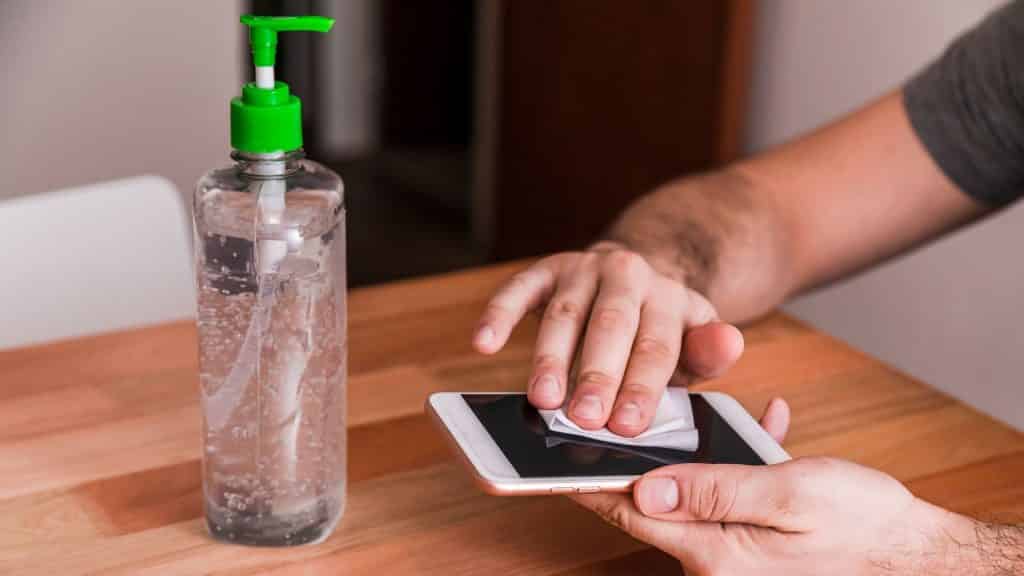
[1,262,1023,574]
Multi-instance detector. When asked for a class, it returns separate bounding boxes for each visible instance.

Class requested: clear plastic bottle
[193,150,346,546]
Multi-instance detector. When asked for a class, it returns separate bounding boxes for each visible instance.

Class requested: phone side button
[549,486,576,494]
[577,486,601,494]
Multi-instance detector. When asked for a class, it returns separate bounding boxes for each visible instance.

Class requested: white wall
[746,0,1024,429]
[0,0,242,202]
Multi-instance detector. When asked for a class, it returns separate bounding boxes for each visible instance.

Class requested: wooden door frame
[471,0,754,258]
[715,0,753,165]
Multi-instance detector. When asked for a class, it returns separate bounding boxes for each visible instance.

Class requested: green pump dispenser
[231,15,335,154]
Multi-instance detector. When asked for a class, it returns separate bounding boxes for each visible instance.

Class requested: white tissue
[538,388,699,451]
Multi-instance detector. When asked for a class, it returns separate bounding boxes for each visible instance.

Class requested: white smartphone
[427,391,790,495]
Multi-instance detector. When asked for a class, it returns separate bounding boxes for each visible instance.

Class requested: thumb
[681,322,744,379]
[633,463,807,531]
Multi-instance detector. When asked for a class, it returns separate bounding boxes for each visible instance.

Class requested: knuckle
[577,370,617,391]
[603,249,649,278]
[632,334,675,363]
[678,476,702,519]
[591,305,629,331]
[710,473,740,522]
[545,298,585,324]
[539,253,567,267]
[483,303,513,323]
[696,481,720,521]
[578,250,602,267]
[619,381,655,396]
[681,473,735,522]
[534,354,563,372]
[505,272,532,292]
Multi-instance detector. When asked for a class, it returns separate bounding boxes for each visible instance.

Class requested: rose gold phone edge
[425,391,790,497]
[425,398,609,495]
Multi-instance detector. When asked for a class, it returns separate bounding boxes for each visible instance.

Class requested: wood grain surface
[1,261,1022,574]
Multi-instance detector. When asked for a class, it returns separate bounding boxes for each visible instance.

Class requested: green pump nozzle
[241,15,334,86]
[231,15,335,154]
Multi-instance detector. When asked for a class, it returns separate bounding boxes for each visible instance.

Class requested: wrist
[596,174,735,298]
[915,500,979,575]
[905,498,1023,576]
[970,519,1024,575]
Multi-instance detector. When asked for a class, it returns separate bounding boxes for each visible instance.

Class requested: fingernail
[615,402,642,426]
[637,477,679,515]
[572,395,604,420]
[533,375,560,402]
[474,325,495,348]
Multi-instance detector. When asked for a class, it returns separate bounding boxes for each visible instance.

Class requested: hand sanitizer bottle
[193,15,346,546]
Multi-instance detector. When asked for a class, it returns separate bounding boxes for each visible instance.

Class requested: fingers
[474,263,557,355]
[569,252,649,429]
[758,397,791,444]
[607,290,684,436]
[528,259,600,409]
[481,250,745,440]
[570,492,707,566]
[632,462,806,531]
[681,322,744,379]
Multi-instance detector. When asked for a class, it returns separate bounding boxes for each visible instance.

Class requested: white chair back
[0,175,194,349]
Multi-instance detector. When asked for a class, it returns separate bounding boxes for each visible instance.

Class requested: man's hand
[572,399,989,575]
[473,245,744,436]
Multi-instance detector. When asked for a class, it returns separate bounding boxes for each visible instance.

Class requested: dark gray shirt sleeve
[904,0,1024,206]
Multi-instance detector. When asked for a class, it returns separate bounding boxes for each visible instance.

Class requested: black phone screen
[462,393,765,477]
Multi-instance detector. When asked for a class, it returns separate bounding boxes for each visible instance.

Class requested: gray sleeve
[903,0,1024,206]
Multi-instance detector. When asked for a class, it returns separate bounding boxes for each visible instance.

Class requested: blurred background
[1,0,1020,429]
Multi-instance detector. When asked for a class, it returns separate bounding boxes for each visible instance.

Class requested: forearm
[602,167,794,323]
[603,92,986,323]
